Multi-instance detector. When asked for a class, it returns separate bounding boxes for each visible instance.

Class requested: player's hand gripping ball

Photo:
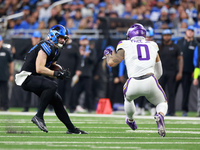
[50,64,71,80]
[49,64,62,71]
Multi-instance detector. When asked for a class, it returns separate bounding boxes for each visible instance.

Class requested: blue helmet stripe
[41,43,51,56]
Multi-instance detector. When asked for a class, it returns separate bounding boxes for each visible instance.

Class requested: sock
[156,102,168,116]
[124,98,135,120]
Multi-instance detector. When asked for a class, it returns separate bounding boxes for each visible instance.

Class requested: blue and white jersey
[116,37,159,78]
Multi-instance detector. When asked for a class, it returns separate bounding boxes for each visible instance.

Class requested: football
[49,64,62,71]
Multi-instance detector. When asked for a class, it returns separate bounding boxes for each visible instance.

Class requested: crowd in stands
[0,0,200,31]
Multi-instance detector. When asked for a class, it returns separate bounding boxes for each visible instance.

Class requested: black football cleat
[66,127,88,134]
[31,116,48,133]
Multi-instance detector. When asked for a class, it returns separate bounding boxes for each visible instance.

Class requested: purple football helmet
[126,23,146,40]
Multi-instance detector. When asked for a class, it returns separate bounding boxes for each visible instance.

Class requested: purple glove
[103,48,113,56]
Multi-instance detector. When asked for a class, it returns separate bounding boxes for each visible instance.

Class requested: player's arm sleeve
[40,42,52,56]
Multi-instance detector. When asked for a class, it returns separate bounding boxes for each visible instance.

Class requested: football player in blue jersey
[15,25,88,134]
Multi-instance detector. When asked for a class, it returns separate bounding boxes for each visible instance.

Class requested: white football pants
[123,75,168,120]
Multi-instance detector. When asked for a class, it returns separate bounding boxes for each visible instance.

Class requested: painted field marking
[0,130,200,134]
[0,112,200,121]
[50,144,141,149]
[0,136,200,140]
[1,126,200,132]
[0,141,200,145]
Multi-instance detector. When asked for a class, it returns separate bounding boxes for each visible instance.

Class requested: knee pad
[156,102,168,116]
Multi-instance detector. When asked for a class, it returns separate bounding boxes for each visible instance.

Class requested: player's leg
[123,78,137,130]
[147,76,168,115]
[147,75,168,137]
[49,92,88,134]
[154,102,168,137]
[22,75,58,132]
[35,78,58,119]
[134,96,146,115]
[124,98,137,130]
[124,98,136,119]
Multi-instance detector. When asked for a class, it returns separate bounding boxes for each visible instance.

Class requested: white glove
[71,74,79,87]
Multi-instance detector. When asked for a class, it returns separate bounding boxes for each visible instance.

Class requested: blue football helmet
[126,23,146,40]
[48,24,68,48]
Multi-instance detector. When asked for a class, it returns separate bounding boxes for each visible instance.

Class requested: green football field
[0,112,200,150]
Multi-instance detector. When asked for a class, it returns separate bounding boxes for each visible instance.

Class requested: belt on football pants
[133,73,153,80]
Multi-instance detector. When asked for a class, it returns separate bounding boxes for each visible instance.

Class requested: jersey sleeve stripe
[41,43,51,56]
[116,41,123,51]
[117,41,123,47]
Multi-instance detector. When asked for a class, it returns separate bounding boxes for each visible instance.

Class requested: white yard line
[0,130,200,134]
[0,136,200,140]
[0,141,200,144]
[0,112,200,121]
[1,121,200,124]
[1,126,200,131]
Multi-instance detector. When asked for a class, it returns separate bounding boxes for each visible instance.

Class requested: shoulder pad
[40,41,52,56]
[150,41,159,51]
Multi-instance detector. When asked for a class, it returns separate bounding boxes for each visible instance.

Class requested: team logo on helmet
[48,24,69,48]
[126,23,146,40]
